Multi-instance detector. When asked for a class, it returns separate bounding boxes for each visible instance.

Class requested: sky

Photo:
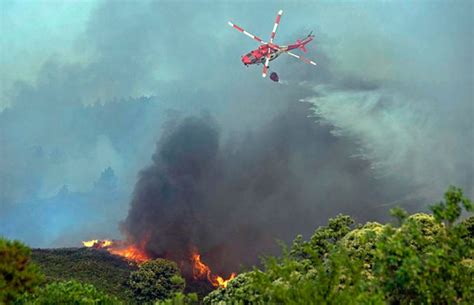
[0,0,472,251]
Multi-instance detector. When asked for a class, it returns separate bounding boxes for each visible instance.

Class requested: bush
[341,222,384,268]
[204,271,263,304]
[205,215,383,304]
[205,187,473,305]
[31,247,136,302]
[128,259,185,303]
[155,292,198,305]
[0,237,43,303]
[18,280,120,304]
[373,188,473,304]
[458,215,474,241]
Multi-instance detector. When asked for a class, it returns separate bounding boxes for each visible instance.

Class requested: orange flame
[83,240,235,288]
[82,239,99,247]
[108,244,150,263]
[82,239,113,248]
[191,251,236,288]
[82,239,149,263]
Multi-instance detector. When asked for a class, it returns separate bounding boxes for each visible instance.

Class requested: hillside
[31,247,137,302]
[2,186,470,304]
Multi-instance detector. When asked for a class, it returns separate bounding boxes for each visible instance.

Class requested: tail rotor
[297,40,307,53]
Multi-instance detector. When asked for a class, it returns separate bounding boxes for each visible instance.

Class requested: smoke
[1,1,471,254]
[306,87,473,202]
[121,104,410,274]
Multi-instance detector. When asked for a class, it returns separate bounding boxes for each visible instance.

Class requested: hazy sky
[1,0,472,247]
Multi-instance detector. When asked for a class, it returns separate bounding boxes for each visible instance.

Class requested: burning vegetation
[190,250,236,288]
[82,239,235,288]
[5,187,472,304]
[82,239,149,263]
[80,110,388,293]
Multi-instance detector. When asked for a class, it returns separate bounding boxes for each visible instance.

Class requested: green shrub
[19,280,120,304]
[205,215,383,305]
[0,237,43,304]
[155,292,198,305]
[289,214,354,261]
[128,259,185,303]
[341,222,384,269]
[458,215,474,241]
[31,247,135,302]
[204,271,263,304]
[373,188,473,304]
[3,187,472,305]
[205,187,473,305]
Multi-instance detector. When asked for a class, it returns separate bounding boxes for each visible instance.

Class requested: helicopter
[228,10,317,80]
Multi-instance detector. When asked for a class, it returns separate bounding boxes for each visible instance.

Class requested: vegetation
[31,247,136,302]
[0,238,43,304]
[2,186,472,304]
[205,186,473,304]
[128,259,185,304]
[18,280,120,304]
[155,292,198,305]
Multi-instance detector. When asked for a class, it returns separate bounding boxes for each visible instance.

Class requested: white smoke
[305,85,473,202]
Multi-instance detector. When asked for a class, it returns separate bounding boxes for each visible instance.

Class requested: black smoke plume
[121,102,410,276]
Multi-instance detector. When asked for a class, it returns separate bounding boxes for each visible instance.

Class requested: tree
[389,206,408,226]
[204,271,263,305]
[155,293,198,305]
[430,186,473,227]
[372,187,474,304]
[205,215,383,305]
[128,259,185,303]
[341,222,384,274]
[289,214,354,261]
[18,280,120,304]
[0,237,43,303]
[458,215,474,241]
[204,186,473,305]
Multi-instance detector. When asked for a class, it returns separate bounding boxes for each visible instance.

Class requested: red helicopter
[228,10,316,80]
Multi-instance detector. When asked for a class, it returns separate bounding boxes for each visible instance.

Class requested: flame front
[82,239,99,247]
[191,251,236,288]
[108,244,150,263]
[82,239,149,263]
[83,240,235,288]
[82,239,113,248]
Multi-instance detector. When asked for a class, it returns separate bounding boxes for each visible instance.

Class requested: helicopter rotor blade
[228,21,267,44]
[270,10,283,44]
[285,51,317,66]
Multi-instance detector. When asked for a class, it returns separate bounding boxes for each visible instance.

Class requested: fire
[82,239,113,248]
[191,251,236,288]
[82,239,149,263]
[82,240,235,288]
[82,239,99,247]
[108,244,150,263]
[215,274,236,288]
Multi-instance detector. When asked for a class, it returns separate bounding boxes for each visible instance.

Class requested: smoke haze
[122,104,416,273]
[1,0,472,263]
